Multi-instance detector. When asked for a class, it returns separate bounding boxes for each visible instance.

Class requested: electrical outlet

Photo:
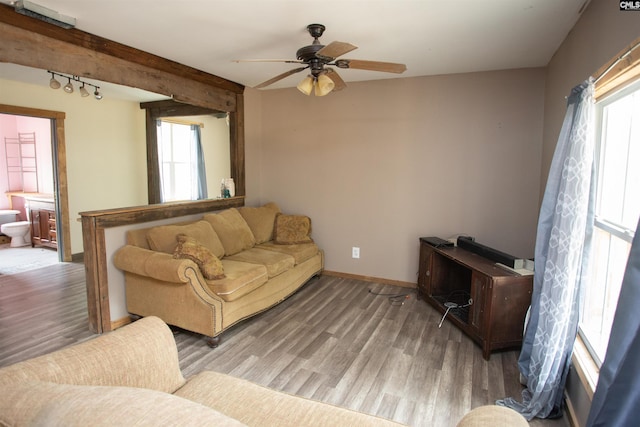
[352,247,360,259]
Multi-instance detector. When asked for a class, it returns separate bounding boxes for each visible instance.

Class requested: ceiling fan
[237,24,407,96]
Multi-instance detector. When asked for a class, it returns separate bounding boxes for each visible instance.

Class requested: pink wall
[0,113,54,214]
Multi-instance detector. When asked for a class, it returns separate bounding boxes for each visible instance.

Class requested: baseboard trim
[322,270,416,289]
[111,315,133,330]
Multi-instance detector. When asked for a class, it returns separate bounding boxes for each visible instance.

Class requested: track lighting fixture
[79,83,90,97]
[46,71,102,100]
[63,77,74,93]
[48,72,61,89]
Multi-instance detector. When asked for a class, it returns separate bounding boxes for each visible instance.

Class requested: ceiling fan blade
[325,68,347,91]
[254,66,308,89]
[233,59,303,64]
[317,41,357,60]
[335,59,407,74]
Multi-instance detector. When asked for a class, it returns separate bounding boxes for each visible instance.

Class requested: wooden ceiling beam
[0,3,244,111]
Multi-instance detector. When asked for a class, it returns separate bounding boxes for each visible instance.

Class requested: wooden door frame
[0,104,72,262]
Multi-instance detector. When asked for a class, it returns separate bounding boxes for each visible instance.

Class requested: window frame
[578,76,640,367]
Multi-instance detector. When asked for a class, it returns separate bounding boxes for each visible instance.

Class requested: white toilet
[0,210,31,247]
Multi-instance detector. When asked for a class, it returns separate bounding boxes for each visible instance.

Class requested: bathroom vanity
[4,192,57,249]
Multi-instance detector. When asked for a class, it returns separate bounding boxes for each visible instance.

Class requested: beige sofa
[113,202,323,346]
[0,316,403,426]
[0,316,528,426]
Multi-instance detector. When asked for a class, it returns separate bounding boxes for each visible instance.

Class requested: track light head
[48,72,61,89]
[63,78,74,93]
[79,84,90,97]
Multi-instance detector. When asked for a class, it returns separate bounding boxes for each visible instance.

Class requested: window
[579,78,640,366]
[157,120,206,202]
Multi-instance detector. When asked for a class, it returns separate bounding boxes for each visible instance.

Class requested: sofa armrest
[0,317,186,393]
[114,244,194,284]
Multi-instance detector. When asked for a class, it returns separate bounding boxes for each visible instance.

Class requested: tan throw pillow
[273,213,313,244]
[173,234,225,280]
[146,220,225,259]
[238,202,281,244]
[203,209,256,256]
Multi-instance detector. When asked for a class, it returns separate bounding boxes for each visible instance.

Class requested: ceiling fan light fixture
[239,24,406,94]
[297,75,314,96]
[315,73,335,96]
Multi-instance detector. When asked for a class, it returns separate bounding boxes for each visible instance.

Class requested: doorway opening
[0,104,72,274]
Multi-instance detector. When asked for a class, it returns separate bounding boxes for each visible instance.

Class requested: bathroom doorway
[0,104,72,273]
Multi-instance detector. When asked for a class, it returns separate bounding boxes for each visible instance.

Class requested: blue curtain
[586,217,640,427]
[497,79,595,420]
[191,124,207,200]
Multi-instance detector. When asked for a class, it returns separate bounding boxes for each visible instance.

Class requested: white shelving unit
[4,132,38,192]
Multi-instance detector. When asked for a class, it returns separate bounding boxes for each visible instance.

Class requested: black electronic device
[421,236,453,248]
[456,236,519,268]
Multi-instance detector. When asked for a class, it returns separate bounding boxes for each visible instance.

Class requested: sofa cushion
[173,234,225,280]
[456,405,528,426]
[175,370,405,427]
[146,220,225,259]
[207,260,268,302]
[273,213,313,244]
[1,381,247,427]
[0,316,185,394]
[256,242,320,265]
[225,247,295,278]
[204,209,256,256]
[238,202,281,244]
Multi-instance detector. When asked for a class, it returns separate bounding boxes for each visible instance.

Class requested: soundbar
[456,236,520,268]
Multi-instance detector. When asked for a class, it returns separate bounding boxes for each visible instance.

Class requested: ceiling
[1,0,589,100]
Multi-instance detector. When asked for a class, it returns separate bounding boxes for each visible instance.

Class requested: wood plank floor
[0,263,569,427]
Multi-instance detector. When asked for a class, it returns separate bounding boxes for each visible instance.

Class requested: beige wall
[541,0,640,199]
[0,78,148,253]
[541,1,640,425]
[246,68,546,283]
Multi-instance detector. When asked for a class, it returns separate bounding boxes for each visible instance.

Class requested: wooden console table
[417,237,533,359]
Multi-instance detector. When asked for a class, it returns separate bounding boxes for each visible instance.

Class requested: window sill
[572,335,599,400]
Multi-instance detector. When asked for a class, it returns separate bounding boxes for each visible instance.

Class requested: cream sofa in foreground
[113,203,323,346]
[0,316,528,426]
[0,316,403,426]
